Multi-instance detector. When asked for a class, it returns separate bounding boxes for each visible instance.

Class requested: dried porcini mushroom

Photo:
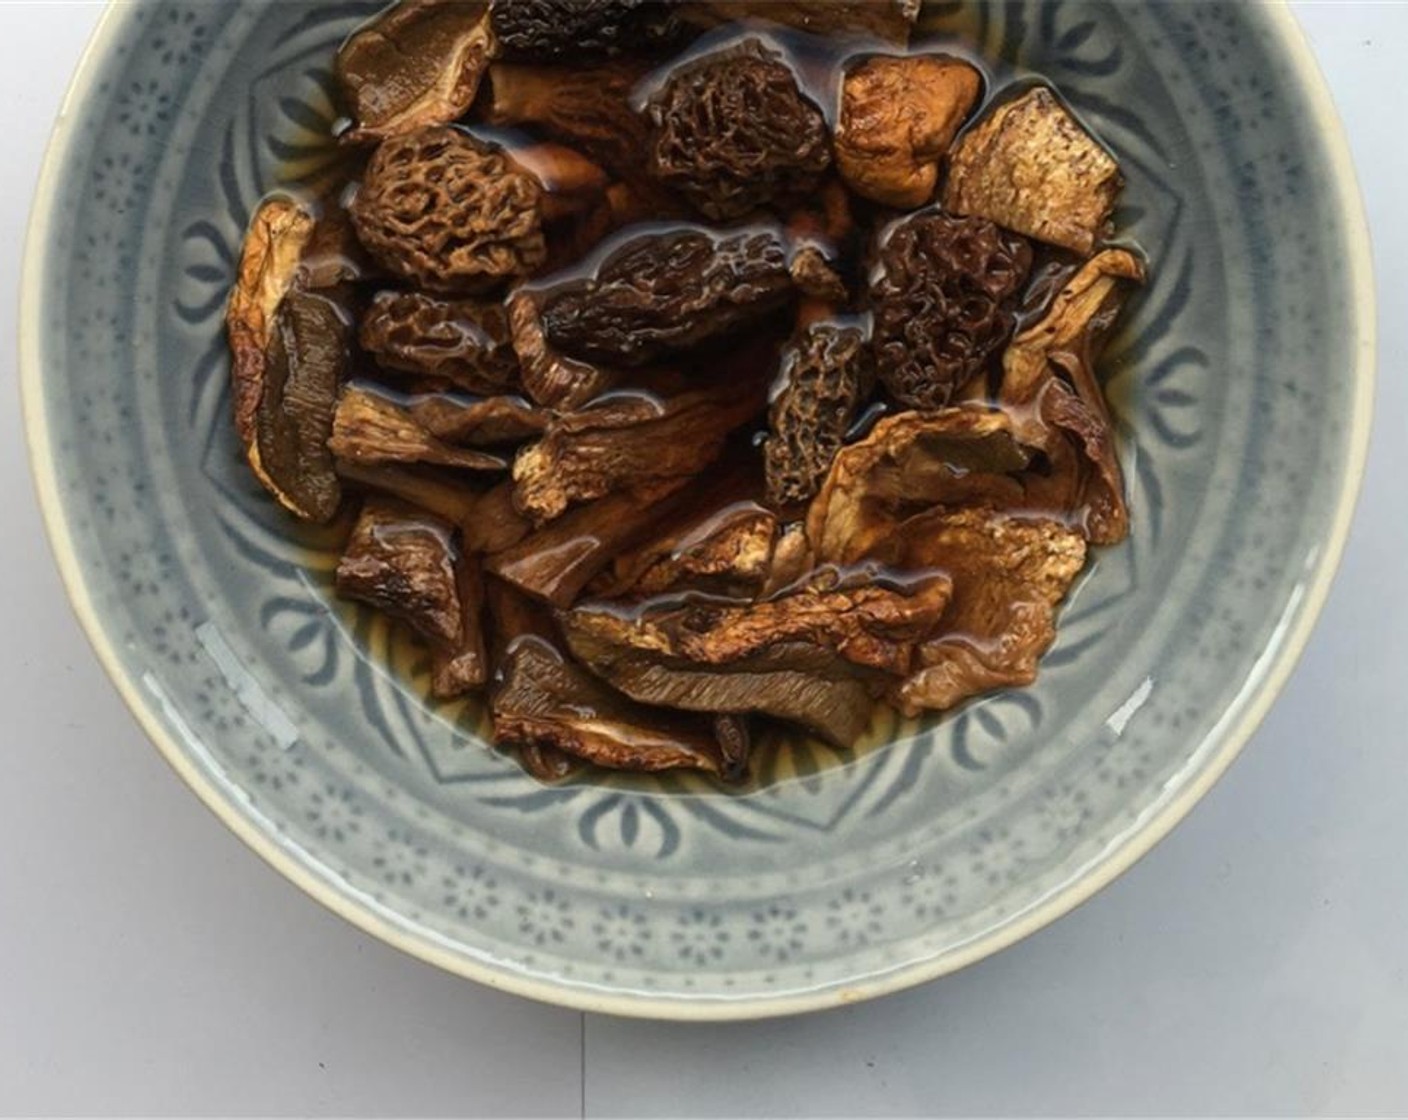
[350,126,546,292]
[1001,248,1146,545]
[227,196,353,523]
[507,288,619,408]
[360,289,520,395]
[336,497,463,646]
[835,54,982,209]
[431,552,489,698]
[646,40,831,222]
[407,393,549,446]
[329,384,510,471]
[765,322,872,506]
[682,1,921,46]
[871,210,1033,409]
[944,86,1123,256]
[481,60,655,183]
[805,408,1031,566]
[337,1,495,143]
[490,0,691,62]
[539,228,795,367]
[892,507,1088,715]
[512,379,767,524]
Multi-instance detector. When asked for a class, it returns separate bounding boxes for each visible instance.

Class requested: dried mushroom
[562,576,952,743]
[489,0,691,62]
[486,478,694,606]
[540,228,794,367]
[944,86,1123,256]
[806,409,1031,565]
[646,41,831,222]
[407,393,549,446]
[350,126,546,292]
[336,497,463,645]
[765,322,872,506]
[507,288,619,408]
[337,0,495,142]
[228,5,1152,781]
[481,60,656,183]
[892,507,1088,715]
[512,379,767,524]
[682,1,921,46]
[360,289,520,395]
[329,384,510,471]
[431,552,489,698]
[871,210,1033,409]
[835,54,982,209]
[1001,248,1145,544]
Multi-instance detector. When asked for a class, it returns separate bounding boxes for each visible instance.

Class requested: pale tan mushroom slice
[226,197,349,523]
[835,54,982,209]
[943,86,1123,255]
[329,385,510,472]
[337,0,496,143]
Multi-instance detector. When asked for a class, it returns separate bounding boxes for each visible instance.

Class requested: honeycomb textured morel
[540,228,794,367]
[490,0,691,62]
[646,40,831,222]
[350,126,546,293]
[360,290,520,394]
[870,211,1032,408]
[765,323,872,506]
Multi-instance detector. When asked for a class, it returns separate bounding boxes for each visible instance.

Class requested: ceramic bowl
[22,1,1373,1019]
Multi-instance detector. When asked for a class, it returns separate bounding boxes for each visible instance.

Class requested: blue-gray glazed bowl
[22,1,1374,1019]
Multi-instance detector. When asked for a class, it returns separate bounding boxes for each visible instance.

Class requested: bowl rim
[20,0,1377,1021]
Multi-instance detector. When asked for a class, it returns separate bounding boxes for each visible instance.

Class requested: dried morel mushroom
[350,126,546,292]
[360,290,520,395]
[835,54,982,209]
[944,86,1123,255]
[645,40,831,222]
[490,0,690,62]
[337,0,495,142]
[336,497,463,646]
[540,228,794,367]
[871,210,1033,409]
[765,322,872,506]
[227,198,352,523]
[891,507,1088,715]
[682,1,921,46]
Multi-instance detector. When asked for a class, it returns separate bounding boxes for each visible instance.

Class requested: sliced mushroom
[485,478,695,607]
[329,384,510,471]
[511,378,768,525]
[943,86,1123,256]
[506,288,619,409]
[337,0,496,143]
[334,461,532,553]
[487,581,730,776]
[335,497,462,645]
[805,408,1031,565]
[1000,248,1146,544]
[835,54,982,209]
[594,502,778,600]
[431,551,489,698]
[891,507,1088,715]
[406,393,549,447]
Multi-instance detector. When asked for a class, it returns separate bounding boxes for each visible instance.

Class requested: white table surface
[2,2,1404,1115]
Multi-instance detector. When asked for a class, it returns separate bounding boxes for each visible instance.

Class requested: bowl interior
[25,0,1371,1017]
